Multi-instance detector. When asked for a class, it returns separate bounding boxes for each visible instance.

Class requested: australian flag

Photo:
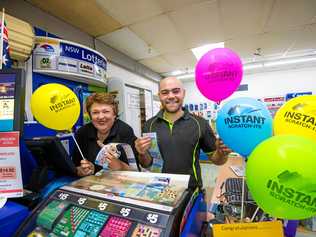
[0,18,12,69]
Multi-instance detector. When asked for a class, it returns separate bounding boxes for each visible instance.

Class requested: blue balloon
[216,97,273,157]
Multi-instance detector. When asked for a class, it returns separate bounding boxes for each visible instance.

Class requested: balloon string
[71,133,86,160]
[250,206,260,222]
[240,158,246,222]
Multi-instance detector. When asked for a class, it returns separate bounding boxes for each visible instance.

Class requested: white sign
[0,132,23,198]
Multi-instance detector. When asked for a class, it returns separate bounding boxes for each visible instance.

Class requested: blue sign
[285,92,312,101]
[60,42,107,70]
[33,37,107,85]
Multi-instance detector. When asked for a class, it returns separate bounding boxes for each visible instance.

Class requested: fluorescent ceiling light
[264,56,316,67]
[170,70,183,76]
[178,54,316,80]
[243,63,263,70]
[243,55,316,70]
[178,74,195,80]
[191,42,225,60]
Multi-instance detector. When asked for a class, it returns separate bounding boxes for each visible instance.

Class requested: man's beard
[163,100,182,113]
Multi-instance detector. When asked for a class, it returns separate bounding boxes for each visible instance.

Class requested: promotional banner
[0,131,23,198]
[213,221,283,237]
[33,37,107,85]
[260,96,285,118]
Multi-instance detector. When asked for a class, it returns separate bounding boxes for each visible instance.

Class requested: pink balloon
[195,48,243,102]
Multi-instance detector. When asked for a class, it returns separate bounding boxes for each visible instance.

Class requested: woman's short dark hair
[86,93,118,116]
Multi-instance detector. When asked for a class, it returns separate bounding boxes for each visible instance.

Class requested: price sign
[120,208,131,217]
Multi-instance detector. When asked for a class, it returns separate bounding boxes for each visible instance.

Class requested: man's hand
[215,139,232,157]
[209,138,232,165]
[77,159,95,177]
[135,137,153,168]
[135,137,152,155]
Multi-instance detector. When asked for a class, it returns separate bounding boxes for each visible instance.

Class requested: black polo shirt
[143,109,216,188]
[72,119,139,173]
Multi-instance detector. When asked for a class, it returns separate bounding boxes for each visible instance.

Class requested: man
[135,77,231,189]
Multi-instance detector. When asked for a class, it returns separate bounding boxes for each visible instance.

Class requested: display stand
[15,171,206,237]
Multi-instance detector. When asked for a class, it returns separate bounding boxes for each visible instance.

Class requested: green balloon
[246,135,316,220]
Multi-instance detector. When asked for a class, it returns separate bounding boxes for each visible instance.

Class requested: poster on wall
[0,132,23,198]
[144,90,153,120]
[0,75,15,132]
[285,91,312,101]
[152,100,161,116]
[127,92,140,109]
[261,96,285,118]
[82,91,92,124]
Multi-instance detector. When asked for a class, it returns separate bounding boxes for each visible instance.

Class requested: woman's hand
[77,159,95,176]
[105,149,128,170]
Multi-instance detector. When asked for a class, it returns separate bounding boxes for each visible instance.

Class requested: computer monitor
[0,68,25,133]
[25,136,77,176]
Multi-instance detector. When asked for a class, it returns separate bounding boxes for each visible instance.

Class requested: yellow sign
[213,221,283,237]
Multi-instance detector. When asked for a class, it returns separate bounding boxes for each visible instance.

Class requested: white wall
[107,63,158,94]
[183,66,316,104]
[107,63,158,136]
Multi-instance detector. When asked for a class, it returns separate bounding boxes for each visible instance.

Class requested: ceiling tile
[264,0,316,32]
[291,24,316,52]
[130,14,187,54]
[139,56,175,73]
[98,27,160,60]
[225,30,299,60]
[162,50,197,71]
[27,0,121,36]
[220,0,274,39]
[169,1,224,48]
[95,0,163,25]
[157,0,205,12]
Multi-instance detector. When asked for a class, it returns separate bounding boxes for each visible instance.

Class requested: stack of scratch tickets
[95,143,121,170]
[95,143,138,171]
[143,132,163,173]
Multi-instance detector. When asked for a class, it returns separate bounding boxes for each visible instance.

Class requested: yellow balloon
[274,95,316,142]
[30,83,80,131]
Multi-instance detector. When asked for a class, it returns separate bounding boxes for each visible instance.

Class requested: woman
[72,92,138,177]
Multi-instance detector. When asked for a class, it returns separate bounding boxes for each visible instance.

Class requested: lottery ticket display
[17,171,193,237]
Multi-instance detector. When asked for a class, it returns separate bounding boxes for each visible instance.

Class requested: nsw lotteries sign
[33,37,107,85]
